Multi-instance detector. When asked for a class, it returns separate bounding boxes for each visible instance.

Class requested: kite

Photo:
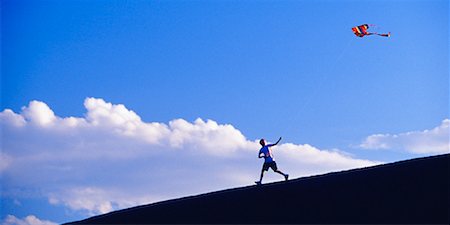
[352,24,390,38]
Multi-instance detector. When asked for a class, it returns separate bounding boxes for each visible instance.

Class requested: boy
[256,137,288,185]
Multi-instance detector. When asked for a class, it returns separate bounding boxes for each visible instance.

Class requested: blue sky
[1,0,448,224]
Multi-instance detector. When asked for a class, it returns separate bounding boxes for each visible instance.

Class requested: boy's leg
[255,169,264,185]
[275,170,289,180]
[273,162,289,181]
[274,169,286,176]
[259,163,269,183]
[271,162,286,176]
[259,169,265,182]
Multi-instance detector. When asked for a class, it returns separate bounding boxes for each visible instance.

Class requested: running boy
[256,137,288,185]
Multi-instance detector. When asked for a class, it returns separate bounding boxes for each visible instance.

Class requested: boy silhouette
[256,137,288,185]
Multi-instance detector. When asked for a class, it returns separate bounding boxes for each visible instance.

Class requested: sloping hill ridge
[69,154,449,224]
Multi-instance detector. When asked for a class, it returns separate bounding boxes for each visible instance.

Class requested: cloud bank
[1,98,380,217]
[360,119,449,154]
[1,215,57,225]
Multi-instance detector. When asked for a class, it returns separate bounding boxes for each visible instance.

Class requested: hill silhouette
[68,154,449,224]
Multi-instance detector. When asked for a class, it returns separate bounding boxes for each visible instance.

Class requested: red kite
[352,24,390,38]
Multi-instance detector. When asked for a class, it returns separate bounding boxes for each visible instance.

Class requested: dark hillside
[69,154,449,224]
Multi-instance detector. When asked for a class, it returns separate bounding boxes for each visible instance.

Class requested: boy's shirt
[259,144,275,163]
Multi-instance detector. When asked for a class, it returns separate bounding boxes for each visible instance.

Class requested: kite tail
[373,32,390,37]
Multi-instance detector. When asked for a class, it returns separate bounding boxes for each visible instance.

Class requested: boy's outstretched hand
[275,137,282,145]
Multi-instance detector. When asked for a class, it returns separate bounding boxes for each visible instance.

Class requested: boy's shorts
[262,161,278,171]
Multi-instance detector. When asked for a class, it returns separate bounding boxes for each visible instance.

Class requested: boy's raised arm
[274,137,282,145]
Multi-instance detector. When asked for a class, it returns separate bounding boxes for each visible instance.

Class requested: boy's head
[259,139,266,147]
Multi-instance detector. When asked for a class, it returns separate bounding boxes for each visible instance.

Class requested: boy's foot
[255,181,262,185]
[284,174,289,181]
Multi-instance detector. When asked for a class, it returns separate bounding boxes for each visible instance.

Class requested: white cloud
[1,98,380,216]
[48,187,161,216]
[360,119,450,154]
[1,215,57,225]
[0,109,26,127]
[21,101,56,126]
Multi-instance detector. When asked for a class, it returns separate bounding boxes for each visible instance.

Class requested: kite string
[288,38,354,138]
[297,37,354,116]
[328,38,354,73]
